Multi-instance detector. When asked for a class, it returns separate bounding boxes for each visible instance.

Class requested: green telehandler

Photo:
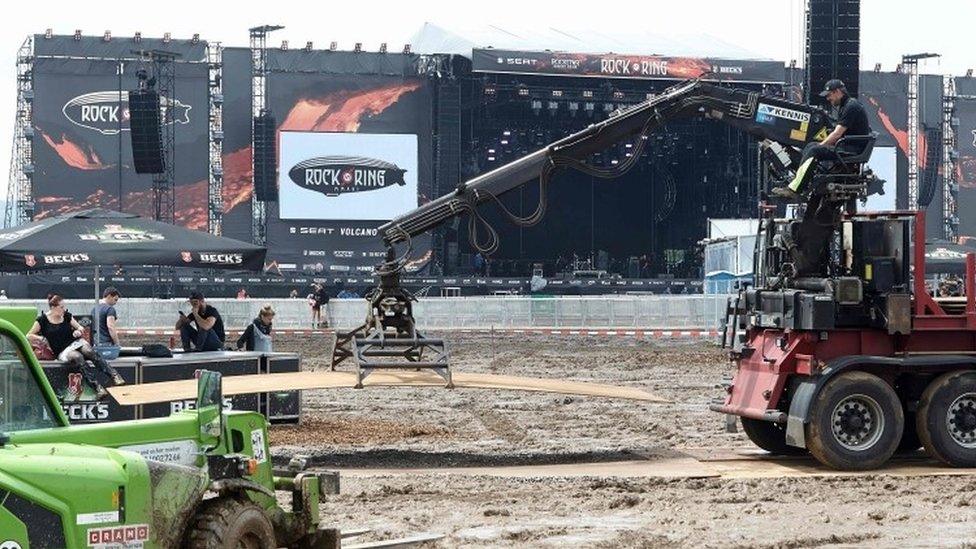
[0,308,338,548]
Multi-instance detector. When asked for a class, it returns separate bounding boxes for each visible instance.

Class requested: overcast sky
[3,0,970,200]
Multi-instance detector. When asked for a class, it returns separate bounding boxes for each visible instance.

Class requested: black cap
[819,79,846,97]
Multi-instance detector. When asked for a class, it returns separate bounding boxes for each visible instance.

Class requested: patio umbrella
[0,208,266,344]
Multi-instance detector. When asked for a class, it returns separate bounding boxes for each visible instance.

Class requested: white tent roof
[409,22,771,60]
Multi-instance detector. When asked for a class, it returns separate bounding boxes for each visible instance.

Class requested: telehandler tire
[740,417,806,455]
[805,371,903,470]
[185,497,277,549]
[917,370,976,467]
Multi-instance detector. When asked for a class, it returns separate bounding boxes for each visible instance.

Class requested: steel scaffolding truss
[902,53,939,210]
[6,37,35,228]
[133,49,180,224]
[942,76,959,241]
[249,25,282,246]
[207,42,224,235]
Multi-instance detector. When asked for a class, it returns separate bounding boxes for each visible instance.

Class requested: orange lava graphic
[40,131,110,170]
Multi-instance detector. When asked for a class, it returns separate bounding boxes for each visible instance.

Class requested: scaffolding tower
[6,37,35,228]
[942,76,959,241]
[249,25,282,246]
[207,42,224,235]
[902,53,939,210]
[134,49,180,223]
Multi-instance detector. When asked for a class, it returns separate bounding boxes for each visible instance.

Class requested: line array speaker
[253,113,278,201]
[128,90,164,174]
[805,0,860,102]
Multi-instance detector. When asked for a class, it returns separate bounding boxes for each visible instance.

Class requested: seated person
[772,79,872,200]
[176,290,225,352]
[28,294,124,400]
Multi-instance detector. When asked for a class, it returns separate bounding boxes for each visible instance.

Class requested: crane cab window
[0,333,60,433]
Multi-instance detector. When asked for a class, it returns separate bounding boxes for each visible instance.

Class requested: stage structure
[136,49,179,224]
[943,75,959,241]
[11,28,976,287]
[249,25,283,246]
[903,52,940,210]
[207,41,224,235]
[7,37,35,228]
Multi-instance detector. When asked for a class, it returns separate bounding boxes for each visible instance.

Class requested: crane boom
[379,79,833,247]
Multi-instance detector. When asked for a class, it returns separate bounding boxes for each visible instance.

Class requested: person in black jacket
[236,305,275,352]
[773,79,872,200]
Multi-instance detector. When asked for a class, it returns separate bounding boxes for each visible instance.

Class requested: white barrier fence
[5,295,730,331]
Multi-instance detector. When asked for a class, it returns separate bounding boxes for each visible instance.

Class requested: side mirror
[196,370,223,445]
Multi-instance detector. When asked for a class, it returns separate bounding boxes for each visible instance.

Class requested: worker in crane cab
[772,79,872,200]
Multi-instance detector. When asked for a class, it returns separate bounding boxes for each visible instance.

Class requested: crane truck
[348,77,965,473]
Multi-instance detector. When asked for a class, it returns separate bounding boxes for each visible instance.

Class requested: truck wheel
[740,417,806,455]
[185,498,277,549]
[805,371,903,470]
[917,371,976,467]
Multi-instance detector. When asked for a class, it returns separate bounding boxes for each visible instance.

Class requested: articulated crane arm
[378,79,833,255]
[331,80,841,378]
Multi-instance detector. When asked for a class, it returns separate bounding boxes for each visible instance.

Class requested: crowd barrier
[4,295,729,331]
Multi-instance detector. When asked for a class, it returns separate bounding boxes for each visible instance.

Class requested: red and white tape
[118,328,717,338]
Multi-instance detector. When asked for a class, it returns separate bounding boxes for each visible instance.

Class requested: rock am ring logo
[62,91,192,136]
[288,155,407,197]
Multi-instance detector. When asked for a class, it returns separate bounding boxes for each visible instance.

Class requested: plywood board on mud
[108,370,669,406]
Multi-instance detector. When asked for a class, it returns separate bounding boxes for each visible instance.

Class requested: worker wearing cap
[773,79,872,200]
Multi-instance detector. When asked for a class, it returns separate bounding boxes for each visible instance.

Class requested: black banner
[32,35,210,228]
[472,48,785,83]
[956,76,976,240]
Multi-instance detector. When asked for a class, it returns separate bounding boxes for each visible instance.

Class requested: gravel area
[135,331,976,547]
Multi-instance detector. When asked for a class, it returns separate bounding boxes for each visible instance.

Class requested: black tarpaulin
[0,209,265,271]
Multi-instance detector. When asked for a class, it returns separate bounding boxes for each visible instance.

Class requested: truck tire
[917,370,976,467]
[740,417,806,455]
[805,371,903,470]
[185,498,277,549]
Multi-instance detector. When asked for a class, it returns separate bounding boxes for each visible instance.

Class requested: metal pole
[94,265,100,347]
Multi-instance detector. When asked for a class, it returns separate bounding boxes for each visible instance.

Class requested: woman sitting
[27,294,125,400]
[236,305,275,352]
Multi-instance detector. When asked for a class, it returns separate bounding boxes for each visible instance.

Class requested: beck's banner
[472,48,785,83]
[279,132,419,221]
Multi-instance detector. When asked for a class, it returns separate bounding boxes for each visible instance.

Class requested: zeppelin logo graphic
[289,156,407,197]
[63,91,192,135]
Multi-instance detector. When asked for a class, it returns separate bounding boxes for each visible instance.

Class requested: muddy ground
[198,333,976,546]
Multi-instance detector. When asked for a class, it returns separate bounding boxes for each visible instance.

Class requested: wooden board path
[108,370,669,406]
